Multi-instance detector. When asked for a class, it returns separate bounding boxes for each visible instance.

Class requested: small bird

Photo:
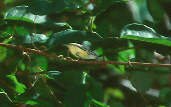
[64,43,99,60]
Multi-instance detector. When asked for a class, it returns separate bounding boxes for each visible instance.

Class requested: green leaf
[1,26,15,38]
[25,100,38,105]
[147,0,165,22]
[48,29,102,46]
[86,75,104,102]
[120,23,171,47]
[53,70,83,89]
[0,88,13,106]
[91,98,109,107]
[6,74,26,94]
[15,33,48,44]
[159,88,171,106]
[118,41,135,74]
[27,0,76,15]
[14,80,59,106]
[4,6,47,24]
[64,84,87,107]
[31,56,48,73]
[0,46,7,62]
[46,71,62,79]
[104,88,124,101]
[130,71,153,93]
[23,33,48,44]
[14,26,30,36]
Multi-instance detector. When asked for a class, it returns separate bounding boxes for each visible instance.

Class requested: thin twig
[0,43,171,67]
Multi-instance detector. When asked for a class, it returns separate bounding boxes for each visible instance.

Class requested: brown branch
[0,43,171,67]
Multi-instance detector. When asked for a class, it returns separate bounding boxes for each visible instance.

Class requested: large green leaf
[48,70,104,106]
[120,23,171,46]
[4,6,47,24]
[27,0,77,15]
[48,29,102,46]
[15,33,48,45]
[95,2,133,36]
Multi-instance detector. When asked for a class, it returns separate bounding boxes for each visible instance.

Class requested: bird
[64,43,99,60]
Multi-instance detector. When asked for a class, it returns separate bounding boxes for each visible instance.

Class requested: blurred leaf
[31,56,48,73]
[15,33,48,44]
[121,23,171,46]
[4,0,14,4]
[147,0,165,22]
[95,2,133,36]
[53,22,72,29]
[93,0,129,15]
[47,29,102,46]
[15,80,59,106]
[86,75,104,102]
[104,88,124,101]
[47,71,62,79]
[27,0,76,15]
[118,41,135,74]
[6,74,26,94]
[4,6,47,24]
[0,88,13,106]
[159,0,171,18]
[14,26,30,36]
[109,101,125,107]
[1,26,14,38]
[49,70,104,106]
[23,33,48,44]
[25,100,38,105]
[128,0,153,23]
[159,88,171,106]
[131,71,153,93]
[64,84,87,107]
[0,46,7,62]
[91,98,109,107]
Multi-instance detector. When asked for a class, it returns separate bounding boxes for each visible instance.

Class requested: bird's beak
[63,44,69,47]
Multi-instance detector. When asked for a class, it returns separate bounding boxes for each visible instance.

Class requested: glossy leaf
[121,23,171,46]
[27,0,76,15]
[15,33,48,44]
[4,6,47,24]
[48,29,102,46]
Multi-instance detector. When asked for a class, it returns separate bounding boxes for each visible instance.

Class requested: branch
[0,43,171,67]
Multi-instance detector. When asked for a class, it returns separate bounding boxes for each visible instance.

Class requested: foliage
[0,0,171,107]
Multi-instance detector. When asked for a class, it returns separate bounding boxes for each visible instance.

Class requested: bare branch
[0,43,171,67]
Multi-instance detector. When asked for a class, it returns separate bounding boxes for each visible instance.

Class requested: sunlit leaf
[6,74,26,94]
[121,23,171,46]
